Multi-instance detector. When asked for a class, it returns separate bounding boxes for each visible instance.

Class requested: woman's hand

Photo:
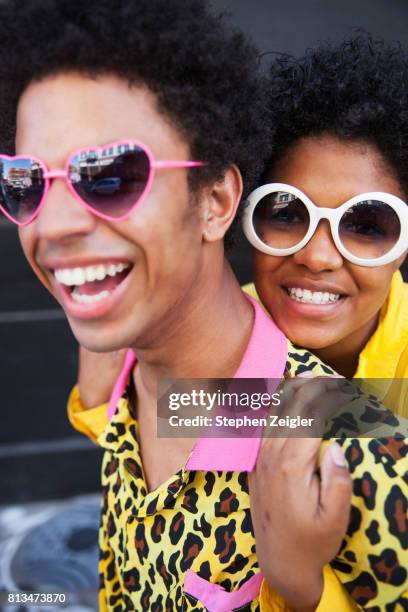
[248,376,353,611]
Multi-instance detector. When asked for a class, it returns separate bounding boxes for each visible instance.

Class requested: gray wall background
[212,0,408,54]
[1,0,407,503]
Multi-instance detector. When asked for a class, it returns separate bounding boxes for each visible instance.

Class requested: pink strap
[184,569,263,611]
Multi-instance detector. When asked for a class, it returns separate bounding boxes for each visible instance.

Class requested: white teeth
[95,265,106,281]
[55,262,130,286]
[71,288,110,304]
[72,267,86,286]
[287,287,340,304]
[85,266,97,282]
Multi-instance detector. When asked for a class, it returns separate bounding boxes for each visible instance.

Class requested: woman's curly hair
[0,0,270,246]
[265,32,408,197]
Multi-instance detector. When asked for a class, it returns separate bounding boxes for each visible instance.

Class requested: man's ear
[200,164,243,243]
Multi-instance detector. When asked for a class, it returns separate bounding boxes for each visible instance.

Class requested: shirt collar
[106,293,288,472]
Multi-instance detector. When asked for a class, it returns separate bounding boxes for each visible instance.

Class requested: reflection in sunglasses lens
[339,200,401,260]
[0,157,45,223]
[69,144,150,218]
[253,191,310,249]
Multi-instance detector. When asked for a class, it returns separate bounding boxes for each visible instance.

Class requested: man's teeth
[71,288,110,304]
[287,287,341,304]
[54,262,130,286]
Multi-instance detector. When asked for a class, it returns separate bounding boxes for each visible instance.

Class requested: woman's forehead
[269,135,404,206]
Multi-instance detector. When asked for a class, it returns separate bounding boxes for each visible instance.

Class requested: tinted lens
[69,143,150,218]
[253,191,310,249]
[0,157,45,223]
[339,200,401,260]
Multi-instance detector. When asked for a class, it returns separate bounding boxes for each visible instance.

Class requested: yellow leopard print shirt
[79,343,408,611]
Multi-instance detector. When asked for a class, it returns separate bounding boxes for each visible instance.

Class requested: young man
[0,1,405,610]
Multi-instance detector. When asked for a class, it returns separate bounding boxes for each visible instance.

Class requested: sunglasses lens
[0,157,45,223]
[339,200,401,260]
[253,191,310,249]
[69,143,150,218]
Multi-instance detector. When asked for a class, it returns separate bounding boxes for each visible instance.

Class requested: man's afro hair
[265,32,408,197]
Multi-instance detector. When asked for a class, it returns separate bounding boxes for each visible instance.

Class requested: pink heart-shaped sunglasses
[0,140,205,225]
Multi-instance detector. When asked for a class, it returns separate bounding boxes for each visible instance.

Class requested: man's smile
[42,256,135,319]
[55,261,132,304]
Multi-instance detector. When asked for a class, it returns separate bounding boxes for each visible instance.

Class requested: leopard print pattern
[98,343,408,611]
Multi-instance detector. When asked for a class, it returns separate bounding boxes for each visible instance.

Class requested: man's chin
[83,342,125,353]
[65,310,146,354]
[70,325,133,354]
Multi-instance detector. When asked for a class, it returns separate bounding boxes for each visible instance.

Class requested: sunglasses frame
[0,140,205,226]
[243,182,408,267]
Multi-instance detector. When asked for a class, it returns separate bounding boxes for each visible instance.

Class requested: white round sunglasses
[243,183,408,267]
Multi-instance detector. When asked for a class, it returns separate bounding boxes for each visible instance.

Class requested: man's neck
[132,260,254,398]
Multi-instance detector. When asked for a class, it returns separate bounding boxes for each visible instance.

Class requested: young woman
[244,33,408,417]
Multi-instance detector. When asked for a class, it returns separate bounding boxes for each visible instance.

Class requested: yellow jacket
[355,271,408,418]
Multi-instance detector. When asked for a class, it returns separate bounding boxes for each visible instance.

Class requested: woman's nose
[293,220,343,273]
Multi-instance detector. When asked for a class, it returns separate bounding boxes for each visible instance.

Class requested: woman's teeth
[55,262,130,286]
[287,287,340,304]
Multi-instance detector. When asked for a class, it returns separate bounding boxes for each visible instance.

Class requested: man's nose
[293,220,343,272]
[35,177,96,242]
